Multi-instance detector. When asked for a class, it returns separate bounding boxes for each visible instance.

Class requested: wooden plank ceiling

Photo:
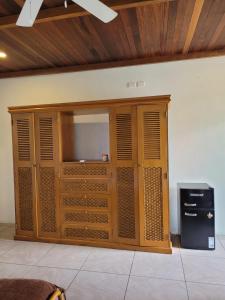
[0,0,225,78]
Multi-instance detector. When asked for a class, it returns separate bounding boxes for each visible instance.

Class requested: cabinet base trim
[14,235,172,254]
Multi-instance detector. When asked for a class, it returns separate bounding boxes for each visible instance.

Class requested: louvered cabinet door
[112,107,139,245]
[138,104,170,248]
[12,114,36,237]
[35,113,59,238]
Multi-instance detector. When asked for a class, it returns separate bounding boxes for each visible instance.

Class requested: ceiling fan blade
[72,0,118,23]
[16,0,44,27]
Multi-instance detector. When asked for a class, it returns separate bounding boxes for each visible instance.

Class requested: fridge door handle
[189,193,204,197]
[184,203,197,207]
[185,212,198,217]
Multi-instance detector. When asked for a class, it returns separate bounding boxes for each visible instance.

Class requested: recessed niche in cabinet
[61,110,110,162]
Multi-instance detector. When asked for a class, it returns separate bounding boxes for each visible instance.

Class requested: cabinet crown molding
[8,95,171,113]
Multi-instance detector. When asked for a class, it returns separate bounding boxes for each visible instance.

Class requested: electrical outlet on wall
[136,80,146,87]
[126,80,146,88]
[126,81,136,88]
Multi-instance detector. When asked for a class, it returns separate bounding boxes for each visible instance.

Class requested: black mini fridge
[178,183,215,250]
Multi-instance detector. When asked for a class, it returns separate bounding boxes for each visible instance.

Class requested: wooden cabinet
[12,113,36,237]
[138,104,170,249]
[9,96,172,254]
[35,112,60,238]
[112,106,139,245]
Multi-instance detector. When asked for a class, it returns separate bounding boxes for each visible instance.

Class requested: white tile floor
[0,225,225,299]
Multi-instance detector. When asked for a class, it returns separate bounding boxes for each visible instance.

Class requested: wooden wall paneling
[12,113,37,237]
[112,106,139,245]
[138,104,170,248]
[35,112,60,238]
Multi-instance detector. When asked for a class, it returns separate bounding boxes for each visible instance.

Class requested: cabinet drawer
[63,225,110,241]
[61,194,110,210]
[63,210,110,225]
[61,163,112,178]
[61,179,111,194]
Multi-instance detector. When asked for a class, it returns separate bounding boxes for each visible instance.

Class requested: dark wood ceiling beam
[13,0,24,7]
[208,13,225,49]
[0,0,174,30]
[183,0,205,54]
[1,48,225,79]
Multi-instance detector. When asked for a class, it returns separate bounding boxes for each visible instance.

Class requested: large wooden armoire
[9,95,171,253]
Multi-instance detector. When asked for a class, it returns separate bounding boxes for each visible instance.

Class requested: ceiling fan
[16,0,118,27]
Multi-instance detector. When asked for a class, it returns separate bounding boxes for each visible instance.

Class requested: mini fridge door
[180,188,214,209]
[181,209,215,250]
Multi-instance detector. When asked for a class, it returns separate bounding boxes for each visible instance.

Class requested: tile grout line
[65,269,80,292]
[0,260,80,271]
[180,253,225,259]
[124,273,186,283]
[1,243,58,279]
[2,233,225,296]
[180,253,190,300]
[218,237,225,251]
[185,280,225,287]
[0,241,23,256]
[34,243,56,266]
[123,251,135,300]
[0,241,55,267]
[180,237,225,260]
[80,248,96,271]
[65,248,94,292]
[2,259,225,288]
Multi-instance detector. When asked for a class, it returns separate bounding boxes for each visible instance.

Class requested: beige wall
[0,56,225,234]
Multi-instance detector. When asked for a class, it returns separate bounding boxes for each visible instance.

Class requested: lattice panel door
[138,104,170,247]
[12,114,35,236]
[112,106,139,245]
[35,113,59,237]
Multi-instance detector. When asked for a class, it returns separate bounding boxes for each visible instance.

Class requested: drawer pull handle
[185,212,197,217]
[189,193,204,197]
[184,203,197,207]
